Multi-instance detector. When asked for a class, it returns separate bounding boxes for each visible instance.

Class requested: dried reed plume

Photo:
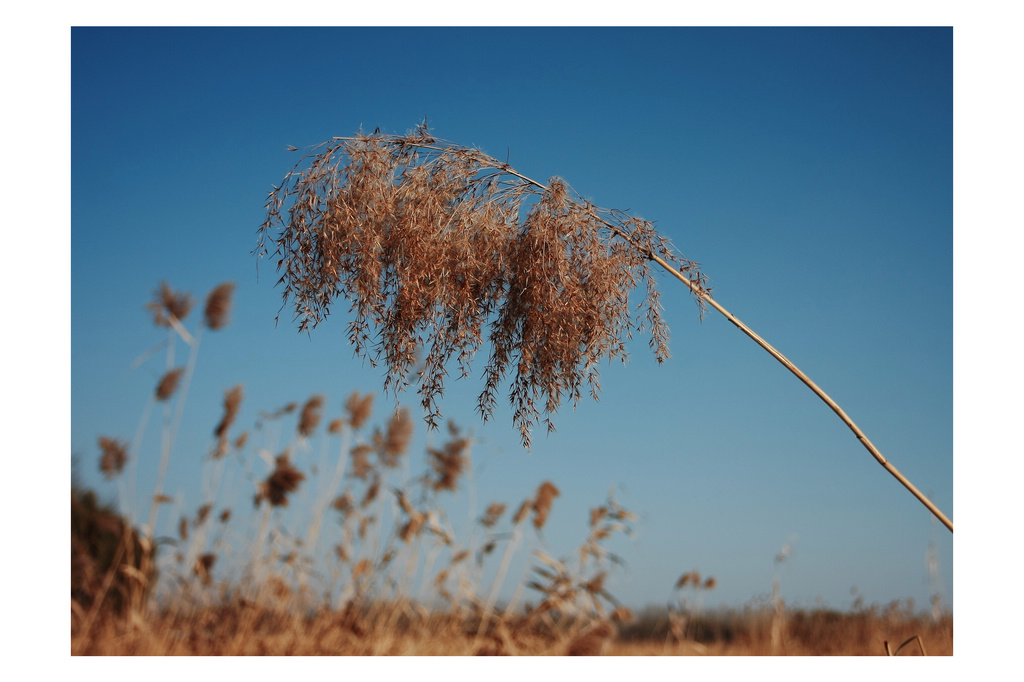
[331,492,354,515]
[146,281,194,328]
[155,367,185,401]
[345,392,374,429]
[255,453,305,507]
[203,282,235,330]
[349,444,374,480]
[480,503,506,529]
[98,436,128,479]
[374,407,413,466]
[213,385,244,457]
[676,571,701,589]
[194,553,216,586]
[297,394,325,437]
[258,123,706,448]
[258,124,952,532]
[532,481,560,530]
[428,424,470,492]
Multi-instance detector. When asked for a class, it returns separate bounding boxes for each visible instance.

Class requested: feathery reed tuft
[297,394,325,437]
[203,282,235,330]
[98,436,128,479]
[147,281,194,328]
[255,453,305,507]
[374,407,413,466]
[194,553,216,586]
[345,392,374,429]
[213,385,244,457]
[532,481,560,530]
[257,124,708,448]
[428,424,470,492]
[155,367,185,401]
[480,503,506,529]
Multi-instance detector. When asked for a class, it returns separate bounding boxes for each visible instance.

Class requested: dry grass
[71,598,952,656]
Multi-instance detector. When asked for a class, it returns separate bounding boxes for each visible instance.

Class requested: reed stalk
[258,124,952,533]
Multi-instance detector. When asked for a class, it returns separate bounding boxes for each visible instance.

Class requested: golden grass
[71,599,952,655]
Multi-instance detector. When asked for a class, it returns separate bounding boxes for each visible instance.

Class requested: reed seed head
[297,394,325,437]
[254,452,305,507]
[203,282,235,330]
[480,503,506,529]
[194,553,216,586]
[98,436,128,479]
[214,385,244,458]
[147,281,194,328]
[155,367,185,401]
[375,407,413,466]
[257,125,709,449]
[532,481,560,530]
[349,444,374,480]
[428,429,470,492]
[345,392,374,429]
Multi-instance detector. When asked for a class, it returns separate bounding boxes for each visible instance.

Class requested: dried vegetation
[257,123,708,447]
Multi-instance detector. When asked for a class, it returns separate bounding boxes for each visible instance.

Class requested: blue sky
[68,26,954,614]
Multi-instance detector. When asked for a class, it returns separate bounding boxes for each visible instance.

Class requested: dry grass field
[72,599,952,656]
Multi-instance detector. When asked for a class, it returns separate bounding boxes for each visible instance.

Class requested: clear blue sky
[70,27,952,613]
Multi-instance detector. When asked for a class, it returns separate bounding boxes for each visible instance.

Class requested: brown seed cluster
[480,503,506,529]
[372,407,413,467]
[146,282,194,328]
[344,392,374,429]
[98,436,128,479]
[258,124,708,448]
[213,385,244,457]
[427,424,470,492]
[155,367,185,401]
[297,394,325,437]
[194,553,217,586]
[203,282,235,330]
[255,453,306,507]
[531,481,560,530]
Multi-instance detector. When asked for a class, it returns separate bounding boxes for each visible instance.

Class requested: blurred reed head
[297,394,325,437]
[255,452,305,507]
[147,281,194,328]
[155,367,185,401]
[532,481,560,530]
[203,282,235,330]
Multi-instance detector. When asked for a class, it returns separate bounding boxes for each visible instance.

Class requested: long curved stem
[510,166,952,532]
[649,251,954,533]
